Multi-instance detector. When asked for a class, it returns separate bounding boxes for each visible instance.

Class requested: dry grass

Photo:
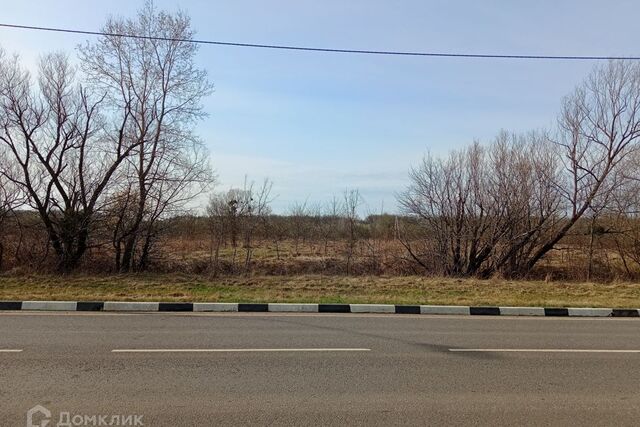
[0,274,639,307]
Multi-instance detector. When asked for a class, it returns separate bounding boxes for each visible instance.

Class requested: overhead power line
[1,22,639,61]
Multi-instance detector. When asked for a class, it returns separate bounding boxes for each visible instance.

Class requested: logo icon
[27,405,51,427]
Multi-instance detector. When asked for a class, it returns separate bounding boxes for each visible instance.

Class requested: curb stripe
[319,304,351,313]
[395,305,421,314]
[0,301,22,310]
[567,308,612,317]
[421,305,470,315]
[103,302,159,312]
[193,303,238,312]
[2,301,639,318]
[22,301,77,311]
[238,303,269,312]
[470,307,500,316]
[268,303,318,312]
[77,302,104,311]
[159,303,193,312]
[544,308,569,317]
[611,309,640,317]
[350,304,395,313]
[499,307,545,316]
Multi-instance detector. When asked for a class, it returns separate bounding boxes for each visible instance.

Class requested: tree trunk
[137,233,153,271]
[587,216,596,282]
[114,241,122,272]
[120,234,137,272]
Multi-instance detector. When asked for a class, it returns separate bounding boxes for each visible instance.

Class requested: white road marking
[112,348,371,353]
[450,348,640,353]
[0,349,22,353]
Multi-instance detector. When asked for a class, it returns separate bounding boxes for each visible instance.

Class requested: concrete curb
[268,303,319,313]
[21,301,78,311]
[0,301,638,317]
[499,307,545,316]
[421,305,470,315]
[193,303,238,312]
[103,302,159,312]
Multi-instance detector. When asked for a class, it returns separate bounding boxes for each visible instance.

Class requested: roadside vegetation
[1,274,640,308]
[2,3,640,305]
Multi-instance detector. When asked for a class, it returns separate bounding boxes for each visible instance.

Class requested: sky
[1,0,640,213]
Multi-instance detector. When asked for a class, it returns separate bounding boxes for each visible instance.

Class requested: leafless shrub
[207,178,273,276]
[343,189,362,274]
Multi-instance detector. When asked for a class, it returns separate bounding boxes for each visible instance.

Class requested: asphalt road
[1,312,640,426]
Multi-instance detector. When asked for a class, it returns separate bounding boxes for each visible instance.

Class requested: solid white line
[112,348,371,353]
[450,348,640,353]
[0,349,23,353]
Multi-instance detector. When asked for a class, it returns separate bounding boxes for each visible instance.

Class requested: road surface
[1,312,639,425]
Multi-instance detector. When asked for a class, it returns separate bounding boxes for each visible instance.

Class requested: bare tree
[482,132,563,276]
[399,132,561,277]
[240,179,273,273]
[319,196,342,256]
[207,188,249,274]
[207,191,232,277]
[399,61,640,278]
[288,200,309,256]
[269,217,288,261]
[343,189,361,274]
[522,60,640,273]
[79,1,213,272]
[362,204,394,275]
[207,178,272,275]
[603,151,640,278]
[0,48,147,272]
[0,147,23,270]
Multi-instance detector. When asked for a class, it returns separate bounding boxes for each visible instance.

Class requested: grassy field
[0,274,639,307]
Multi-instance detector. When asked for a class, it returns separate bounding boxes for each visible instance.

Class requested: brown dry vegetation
[2,220,640,306]
[1,273,639,307]
[2,6,640,307]
[3,213,640,281]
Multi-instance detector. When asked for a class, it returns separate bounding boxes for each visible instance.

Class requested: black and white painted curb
[0,301,639,317]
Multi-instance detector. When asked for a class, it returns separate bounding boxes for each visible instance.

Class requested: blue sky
[2,0,640,213]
